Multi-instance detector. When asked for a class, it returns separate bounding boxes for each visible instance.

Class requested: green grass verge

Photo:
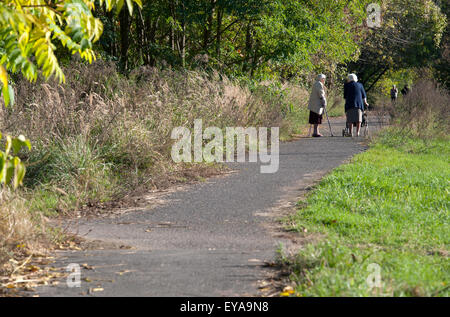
[285,130,449,296]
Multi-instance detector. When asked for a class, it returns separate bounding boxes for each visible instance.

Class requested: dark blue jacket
[344,81,367,112]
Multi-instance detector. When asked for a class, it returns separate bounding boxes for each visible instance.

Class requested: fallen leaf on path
[27,265,40,272]
[91,287,104,292]
[259,281,270,288]
[81,263,94,270]
[248,259,262,263]
[283,286,295,294]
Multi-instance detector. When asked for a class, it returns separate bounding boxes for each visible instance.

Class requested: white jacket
[308,81,327,115]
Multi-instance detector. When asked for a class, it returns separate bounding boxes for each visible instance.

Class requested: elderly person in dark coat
[308,74,327,137]
[344,74,369,137]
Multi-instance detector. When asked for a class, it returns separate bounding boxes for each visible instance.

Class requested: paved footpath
[36,116,384,296]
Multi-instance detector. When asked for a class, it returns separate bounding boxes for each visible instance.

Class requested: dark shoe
[312,134,323,137]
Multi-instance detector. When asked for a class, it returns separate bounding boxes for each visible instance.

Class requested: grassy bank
[281,131,449,296]
[279,79,450,297]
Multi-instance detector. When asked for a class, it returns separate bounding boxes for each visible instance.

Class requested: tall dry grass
[0,60,307,217]
[389,80,449,139]
[0,60,311,266]
[0,190,46,265]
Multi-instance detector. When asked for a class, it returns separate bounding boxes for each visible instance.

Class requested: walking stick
[364,112,370,136]
[364,105,370,137]
[323,105,334,137]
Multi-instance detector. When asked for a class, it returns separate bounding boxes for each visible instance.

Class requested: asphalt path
[36,116,384,297]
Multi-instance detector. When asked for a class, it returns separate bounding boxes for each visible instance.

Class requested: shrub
[390,80,449,139]
[0,190,46,265]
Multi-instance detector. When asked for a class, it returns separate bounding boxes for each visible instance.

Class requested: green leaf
[7,84,14,106]
[115,0,125,14]
[11,135,31,155]
[126,0,134,15]
[1,84,10,107]
[13,156,25,189]
[0,152,5,184]
[5,160,14,187]
[80,38,91,50]
[5,135,12,156]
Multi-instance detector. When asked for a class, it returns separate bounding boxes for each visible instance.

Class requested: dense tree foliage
[0,0,142,188]
[1,1,447,88]
[0,0,142,106]
[433,0,449,90]
[96,0,374,80]
[349,0,447,91]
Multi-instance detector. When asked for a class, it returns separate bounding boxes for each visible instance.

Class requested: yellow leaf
[283,286,295,294]
[82,263,94,270]
[28,265,40,272]
[0,65,7,87]
[92,287,104,292]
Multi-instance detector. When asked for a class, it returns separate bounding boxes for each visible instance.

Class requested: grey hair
[317,74,326,81]
[348,73,358,82]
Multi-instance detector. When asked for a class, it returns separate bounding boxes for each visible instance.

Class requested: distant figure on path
[344,74,369,137]
[390,85,398,103]
[401,85,410,96]
[308,74,327,137]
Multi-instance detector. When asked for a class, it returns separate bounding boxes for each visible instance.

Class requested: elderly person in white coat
[308,74,327,137]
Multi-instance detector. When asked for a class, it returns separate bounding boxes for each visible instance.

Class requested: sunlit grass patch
[288,132,449,296]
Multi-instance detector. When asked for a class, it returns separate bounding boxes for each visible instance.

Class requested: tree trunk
[366,67,389,93]
[250,39,260,78]
[119,6,130,72]
[149,19,159,67]
[216,6,223,59]
[203,0,215,50]
[180,2,186,68]
[170,1,176,52]
[104,8,116,57]
[243,21,253,73]
[136,8,148,65]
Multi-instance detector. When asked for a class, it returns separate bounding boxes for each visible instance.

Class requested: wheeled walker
[342,110,369,137]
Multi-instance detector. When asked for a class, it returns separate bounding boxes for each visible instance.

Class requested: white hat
[348,74,358,82]
[317,74,326,81]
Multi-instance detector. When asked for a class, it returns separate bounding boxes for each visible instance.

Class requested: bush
[0,190,46,265]
[390,80,449,139]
